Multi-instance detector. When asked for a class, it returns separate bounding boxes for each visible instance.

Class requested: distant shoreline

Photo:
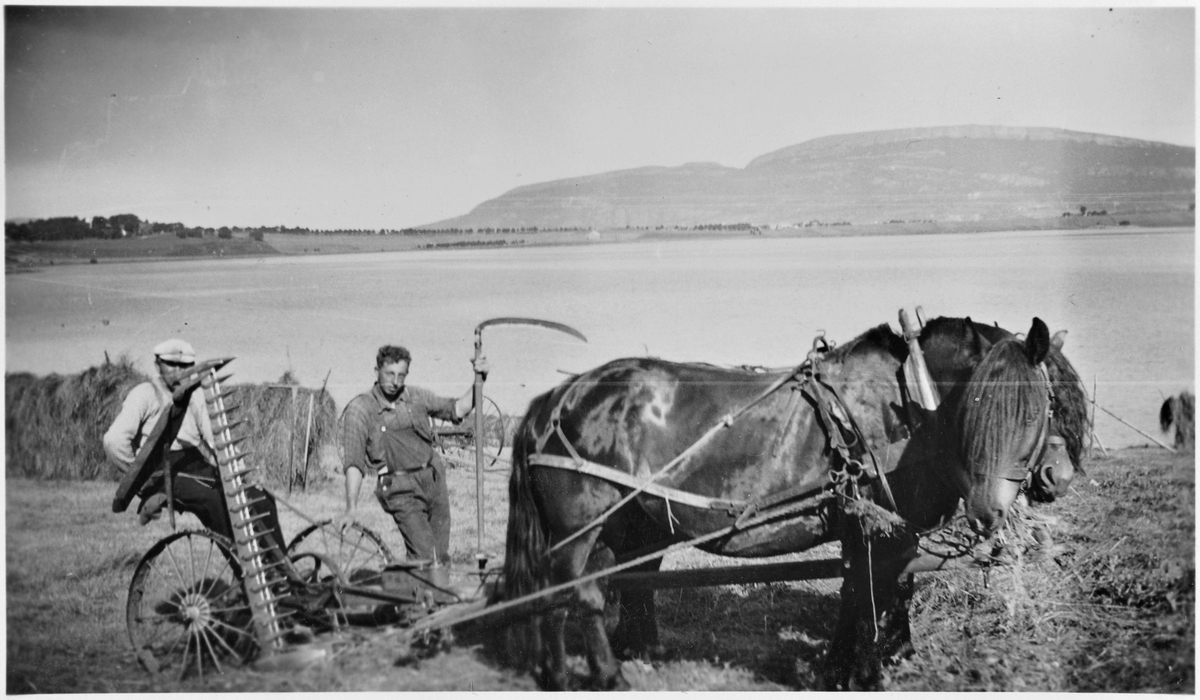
[5,211,1193,272]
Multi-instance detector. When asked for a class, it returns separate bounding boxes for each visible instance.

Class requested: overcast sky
[5,5,1195,230]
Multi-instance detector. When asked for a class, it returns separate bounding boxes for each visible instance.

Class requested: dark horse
[495,318,1055,689]
[919,316,1091,502]
[1159,390,1195,450]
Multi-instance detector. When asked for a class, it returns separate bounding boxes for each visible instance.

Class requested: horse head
[1024,329,1075,502]
[921,316,1086,507]
[951,317,1053,536]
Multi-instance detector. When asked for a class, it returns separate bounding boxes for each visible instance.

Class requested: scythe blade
[475,316,587,343]
[471,317,586,561]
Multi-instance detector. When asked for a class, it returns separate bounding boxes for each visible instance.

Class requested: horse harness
[527,332,899,535]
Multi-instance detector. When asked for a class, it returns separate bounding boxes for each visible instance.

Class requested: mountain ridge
[424,125,1195,230]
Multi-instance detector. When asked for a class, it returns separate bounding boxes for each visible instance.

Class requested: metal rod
[1092,399,1176,452]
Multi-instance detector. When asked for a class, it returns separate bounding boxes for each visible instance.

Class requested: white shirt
[102,376,215,472]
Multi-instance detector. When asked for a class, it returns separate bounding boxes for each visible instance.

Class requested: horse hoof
[614,643,670,662]
[535,668,569,691]
[594,670,630,691]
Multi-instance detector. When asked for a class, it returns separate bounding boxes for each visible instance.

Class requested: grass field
[5,447,1194,692]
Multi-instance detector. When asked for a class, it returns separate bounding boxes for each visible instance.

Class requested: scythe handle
[469,317,586,558]
[473,326,486,557]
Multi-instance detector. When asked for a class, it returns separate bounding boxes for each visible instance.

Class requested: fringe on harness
[840,497,908,537]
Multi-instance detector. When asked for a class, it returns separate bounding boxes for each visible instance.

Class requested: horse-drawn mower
[114,309,1084,687]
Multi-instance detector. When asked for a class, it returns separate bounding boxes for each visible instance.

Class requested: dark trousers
[375,464,451,564]
[143,449,286,553]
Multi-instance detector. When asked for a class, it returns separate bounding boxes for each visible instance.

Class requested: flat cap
[152,338,196,363]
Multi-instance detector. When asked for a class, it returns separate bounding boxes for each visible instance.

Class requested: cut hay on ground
[5,363,339,489]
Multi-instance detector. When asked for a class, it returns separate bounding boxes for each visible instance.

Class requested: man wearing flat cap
[103,338,285,549]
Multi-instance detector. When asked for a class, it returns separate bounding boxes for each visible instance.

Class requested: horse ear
[961,316,990,357]
[1050,329,1067,352]
[1161,397,1175,432]
[1025,317,1051,366]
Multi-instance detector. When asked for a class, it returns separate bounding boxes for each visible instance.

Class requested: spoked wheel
[286,520,395,586]
[434,395,507,469]
[477,395,507,469]
[126,530,256,680]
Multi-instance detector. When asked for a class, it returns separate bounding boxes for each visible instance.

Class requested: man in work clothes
[340,344,487,564]
[103,338,286,551]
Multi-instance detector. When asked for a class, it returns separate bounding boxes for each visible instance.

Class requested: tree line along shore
[4,210,1192,270]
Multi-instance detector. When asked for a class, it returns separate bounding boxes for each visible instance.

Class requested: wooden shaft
[609,553,974,590]
[899,308,940,410]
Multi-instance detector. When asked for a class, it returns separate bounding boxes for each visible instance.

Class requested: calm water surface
[6,228,1193,449]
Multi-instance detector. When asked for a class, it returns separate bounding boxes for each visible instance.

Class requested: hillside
[425,126,1195,230]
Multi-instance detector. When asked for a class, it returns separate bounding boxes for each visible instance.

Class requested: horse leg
[611,569,664,660]
[826,547,866,690]
[609,507,668,660]
[578,578,629,689]
[877,572,915,663]
[828,524,917,690]
[536,607,570,691]
[540,529,627,690]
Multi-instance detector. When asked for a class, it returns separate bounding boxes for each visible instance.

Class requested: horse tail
[491,394,552,670]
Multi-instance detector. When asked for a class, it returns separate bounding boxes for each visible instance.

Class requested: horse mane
[825,323,908,364]
[956,338,1049,473]
[1043,347,1089,473]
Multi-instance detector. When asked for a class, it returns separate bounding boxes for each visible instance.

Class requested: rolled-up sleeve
[340,397,373,475]
[410,386,460,424]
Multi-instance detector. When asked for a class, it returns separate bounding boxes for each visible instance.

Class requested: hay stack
[228,371,339,489]
[5,363,339,489]
[5,358,146,480]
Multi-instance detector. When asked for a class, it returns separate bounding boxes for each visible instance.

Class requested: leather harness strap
[527,453,747,512]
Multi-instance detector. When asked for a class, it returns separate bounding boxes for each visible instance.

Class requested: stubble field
[5,447,1194,693]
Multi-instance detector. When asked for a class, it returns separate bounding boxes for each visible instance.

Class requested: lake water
[6,228,1193,450]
